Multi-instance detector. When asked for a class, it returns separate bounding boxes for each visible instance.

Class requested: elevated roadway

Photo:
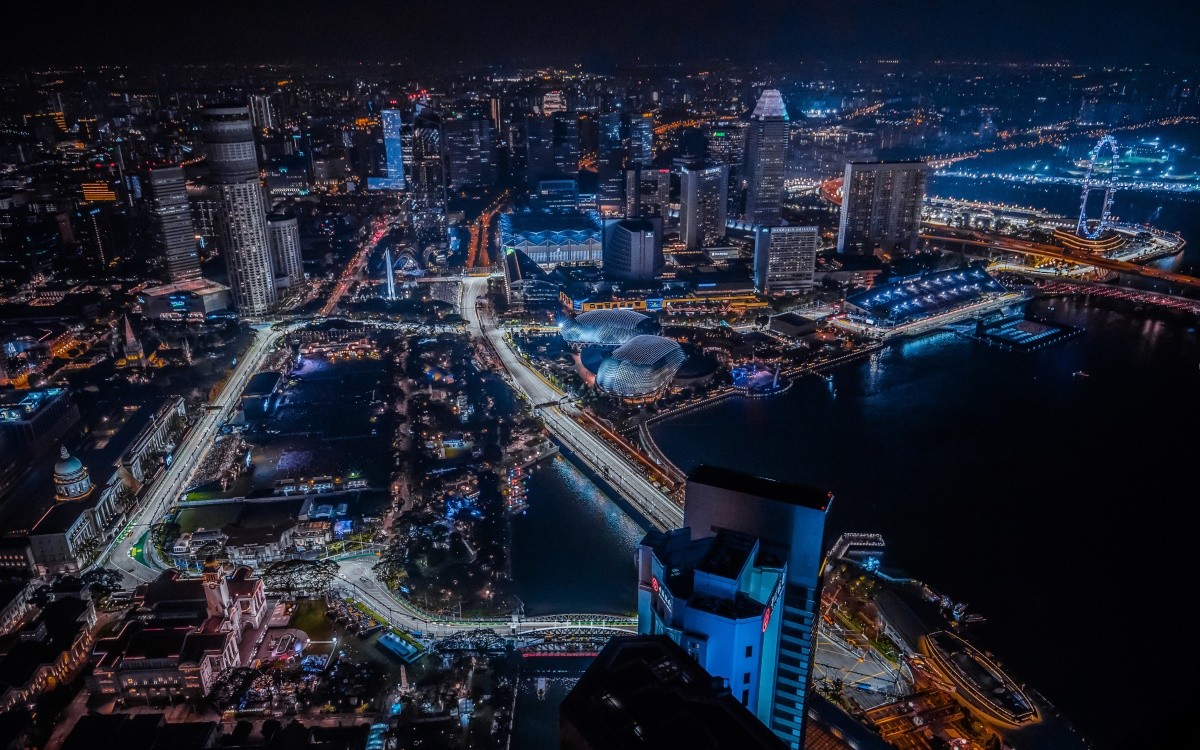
[924,225,1200,291]
[97,322,299,586]
[459,275,684,531]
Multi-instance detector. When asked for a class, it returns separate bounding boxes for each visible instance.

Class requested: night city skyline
[4,1,1200,67]
[0,4,1197,750]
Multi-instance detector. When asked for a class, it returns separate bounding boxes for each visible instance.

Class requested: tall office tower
[144,165,201,282]
[445,116,496,188]
[837,160,929,256]
[603,218,662,280]
[201,105,276,315]
[367,109,406,190]
[266,212,303,289]
[489,97,502,131]
[248,94,278,131]
[753,225,818,295]
[680,162,729,249]
[188,184,222,254]
[596,111,626,212]
[706,123,747,168]
[624,166,670,219]
[552,112,581,179]
[406,114,449,247]
[743,90,789,225]
[629,112,655,165]
[636,465,830,748]
[525,112,579,183]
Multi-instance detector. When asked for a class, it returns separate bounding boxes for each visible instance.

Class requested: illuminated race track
[460,275,684,531]
[97,322,299,587]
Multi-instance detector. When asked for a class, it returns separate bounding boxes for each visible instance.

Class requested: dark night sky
[6,0,1199,67]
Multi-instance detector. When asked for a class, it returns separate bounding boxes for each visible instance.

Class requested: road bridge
[923,225,1200,291]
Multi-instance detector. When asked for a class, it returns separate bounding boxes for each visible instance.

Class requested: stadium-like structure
[594,335,687,403]
[558,308,659,348]
[844,267,1007,326]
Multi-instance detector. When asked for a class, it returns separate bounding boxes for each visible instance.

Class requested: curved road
[97,322,297,586]
[459,275,684,531]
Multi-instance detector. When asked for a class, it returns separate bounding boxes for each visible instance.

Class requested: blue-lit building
[637,465,830,748]
[558,308,658,348]
[367,109,405,191]
[844,266,1007,326]
[499,210,603,269]
[531,179,578,213]
[594,335,686,402]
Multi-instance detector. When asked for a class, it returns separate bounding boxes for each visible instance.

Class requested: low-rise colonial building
[0,596,97,711]
[91,566,267,702]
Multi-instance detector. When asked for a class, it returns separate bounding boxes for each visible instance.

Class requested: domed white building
[53,446,93,502]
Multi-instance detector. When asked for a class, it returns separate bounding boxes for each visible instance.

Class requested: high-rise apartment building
[144,165,201,282]
[754,225,818,295]
[367,109,406,190]
[744,90,789,225]
[837,160,929,256]
[680,162,729,249]
[201,105,276,315]
[266,212,303,289]
[637,465,830,749]
[603,218,663,280]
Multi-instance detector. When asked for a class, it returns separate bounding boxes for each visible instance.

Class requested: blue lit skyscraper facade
[367,109,406,190]
[636,465,829,749]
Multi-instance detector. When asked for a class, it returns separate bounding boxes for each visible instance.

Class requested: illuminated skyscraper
[525,112,579,184]
[248,93,278,131]
[201,105,276,315]
[367,109,406,190]
[680,162,729,249]
[630,112,654,165]
[837,160,929,256]
[596,111,625,212]
[624,166,670,219]
[753,225,818,295]
[603,218,662,280]
[744,90,789,225]
[542,90,567,114]
[445,116,496,188]
[266,211,303,289]
[637,465,830,749]
[144,165,201,282]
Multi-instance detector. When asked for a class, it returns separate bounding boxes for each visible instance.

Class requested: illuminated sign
[651,575,672,617]
[762,575,784,633]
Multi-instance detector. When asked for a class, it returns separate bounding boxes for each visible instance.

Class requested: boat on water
[536,677,547,700]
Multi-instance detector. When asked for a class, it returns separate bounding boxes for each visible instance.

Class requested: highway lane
[333,555,635,637]
[459,276,683,531]
[97,322,297,586]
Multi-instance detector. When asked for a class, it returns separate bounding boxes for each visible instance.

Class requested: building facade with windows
[637,465,830,749]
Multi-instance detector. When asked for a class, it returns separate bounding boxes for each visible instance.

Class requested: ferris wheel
[1075,135,1120,239]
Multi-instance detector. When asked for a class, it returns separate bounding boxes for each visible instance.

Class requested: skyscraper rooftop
[751,89,788,121]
